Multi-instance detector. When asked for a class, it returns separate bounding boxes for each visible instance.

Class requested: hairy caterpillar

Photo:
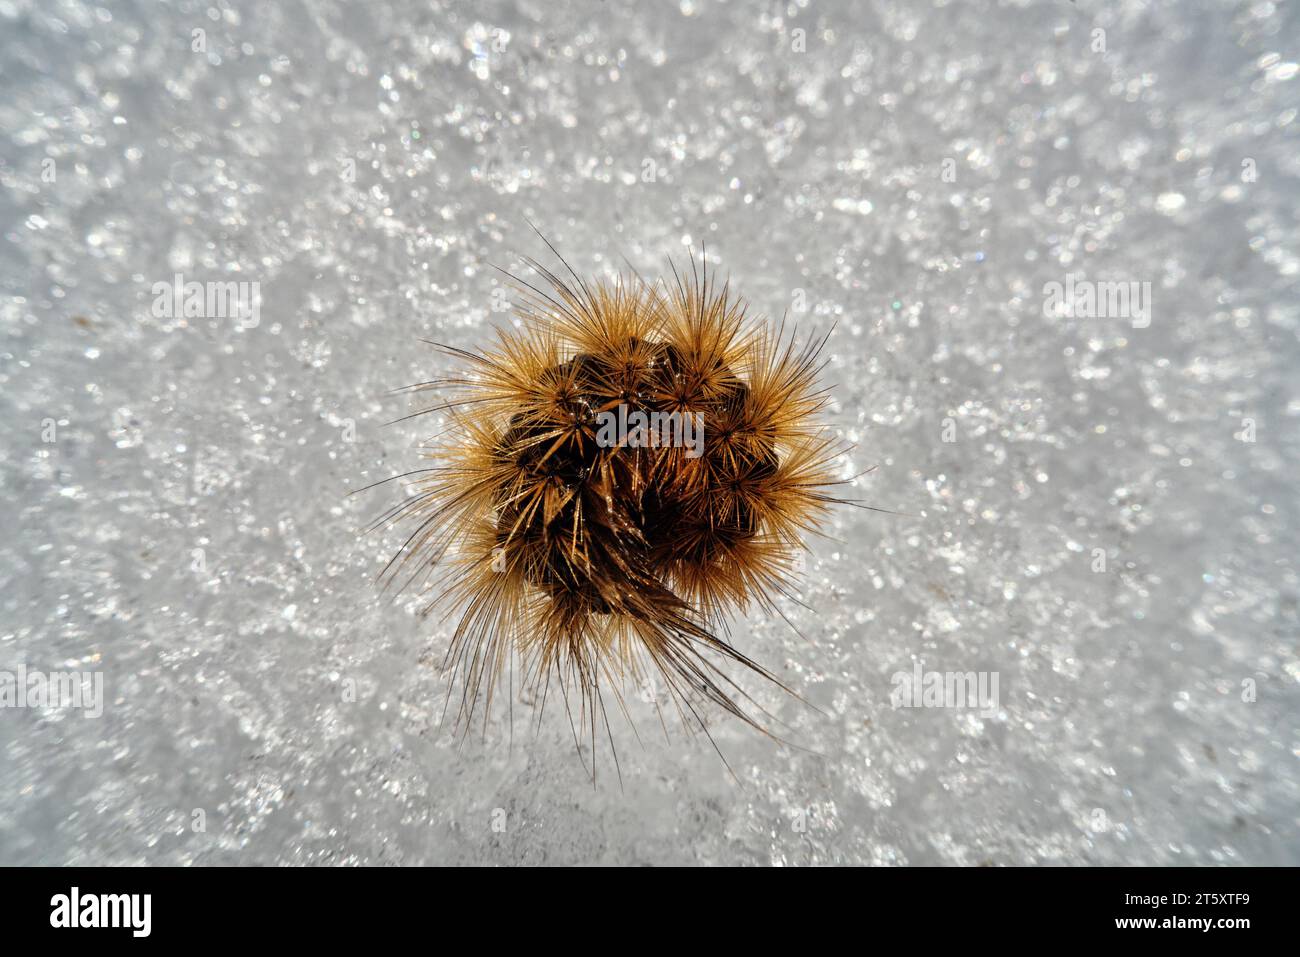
[375,241,857,774]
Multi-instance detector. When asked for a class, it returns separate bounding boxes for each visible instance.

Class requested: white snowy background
[1,0,1297,865]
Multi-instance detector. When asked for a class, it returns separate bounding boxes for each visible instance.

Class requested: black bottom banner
[0,865,1285,944]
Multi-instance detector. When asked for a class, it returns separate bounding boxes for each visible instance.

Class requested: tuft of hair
[377,249,850,776]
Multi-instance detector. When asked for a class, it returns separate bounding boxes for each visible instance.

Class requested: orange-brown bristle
[380,250,848,769]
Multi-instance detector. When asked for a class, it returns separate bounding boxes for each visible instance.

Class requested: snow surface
[1,0,1297,865]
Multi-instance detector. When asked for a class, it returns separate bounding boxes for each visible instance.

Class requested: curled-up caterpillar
[376,243,853,775]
